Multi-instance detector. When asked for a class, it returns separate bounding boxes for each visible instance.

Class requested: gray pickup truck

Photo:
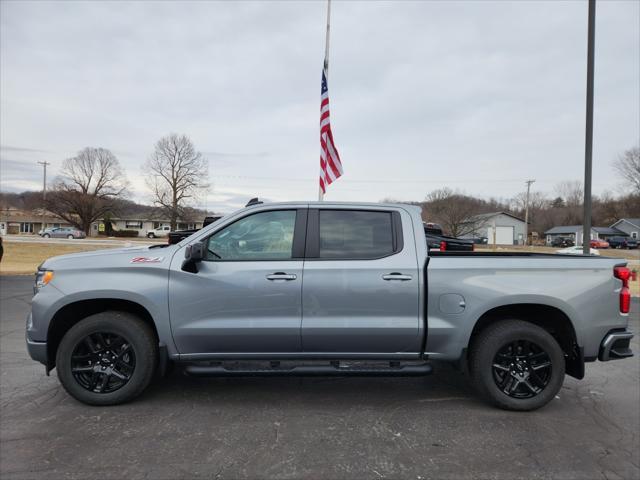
[26,202,634,410]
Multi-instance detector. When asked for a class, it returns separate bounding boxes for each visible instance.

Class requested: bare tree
[511,191,548,213]
[554,181,583,207]
[145,134,208,230]
[422,188,484,237]
[613,146,640,193]
[511,191,548,235]
[47,148,127,234]
[553,180,583,225]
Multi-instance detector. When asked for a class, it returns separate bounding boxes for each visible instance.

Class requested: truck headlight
[34,270,54,294]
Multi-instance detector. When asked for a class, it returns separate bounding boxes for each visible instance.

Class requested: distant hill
[0,190,215,221]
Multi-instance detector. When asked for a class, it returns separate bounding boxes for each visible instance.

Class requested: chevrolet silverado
[26,201,634,410]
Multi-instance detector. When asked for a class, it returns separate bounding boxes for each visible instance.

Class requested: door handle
[382,273,413,281]
[266,272,297,281]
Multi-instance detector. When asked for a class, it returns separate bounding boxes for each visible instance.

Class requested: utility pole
[524,179,535,246]
[37,161,50,233]
[583,0,596,254]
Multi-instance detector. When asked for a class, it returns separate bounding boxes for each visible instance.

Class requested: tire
[43,233,50,238]
[56,311,157,406]
[67,234,74,240]
[469,319,565,411]
[147,233,155,238]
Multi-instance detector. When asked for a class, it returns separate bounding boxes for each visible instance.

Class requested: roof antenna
[246,197,263,207]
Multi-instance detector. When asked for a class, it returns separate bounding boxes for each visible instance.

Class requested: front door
[169,208,307,355]
[301,208,421,355]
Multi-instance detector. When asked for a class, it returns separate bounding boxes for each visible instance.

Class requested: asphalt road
[1,275,638,480]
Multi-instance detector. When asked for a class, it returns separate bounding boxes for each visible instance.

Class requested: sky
[1,0,639,213]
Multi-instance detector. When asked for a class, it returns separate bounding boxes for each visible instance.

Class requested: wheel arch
[46,299,159,373]
[468,303,584,379]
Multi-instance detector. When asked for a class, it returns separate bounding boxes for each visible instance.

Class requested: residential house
[0,207,71,236]
[610,218,640,240]
[544,225,626,246]
[91,217,203,237]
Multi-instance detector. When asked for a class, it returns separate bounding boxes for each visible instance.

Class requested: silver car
[40,227,86,239]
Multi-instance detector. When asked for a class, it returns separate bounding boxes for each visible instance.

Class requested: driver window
[206,210,296,261]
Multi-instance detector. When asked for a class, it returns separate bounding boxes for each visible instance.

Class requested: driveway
[1,276,638,479]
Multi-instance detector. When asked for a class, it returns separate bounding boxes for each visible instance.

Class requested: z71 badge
[130,256,164,263]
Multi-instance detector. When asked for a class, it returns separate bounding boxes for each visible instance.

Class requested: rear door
[301,207,421,355]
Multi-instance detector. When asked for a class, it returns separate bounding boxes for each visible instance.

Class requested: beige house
[0,207,71,236]
[0,207,206,238]
[91,218,203,237]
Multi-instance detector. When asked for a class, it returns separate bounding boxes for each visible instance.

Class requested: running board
[183,361,433,377]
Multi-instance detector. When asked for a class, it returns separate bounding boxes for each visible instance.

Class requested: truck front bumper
[26,331,48,366]
[599,329,634,361]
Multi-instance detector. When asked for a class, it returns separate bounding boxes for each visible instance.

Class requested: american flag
[319,67,342,194]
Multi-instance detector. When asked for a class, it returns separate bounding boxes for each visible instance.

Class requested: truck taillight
[614,266,631,314]
[440,241,447,251]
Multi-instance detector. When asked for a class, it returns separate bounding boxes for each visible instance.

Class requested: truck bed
[429,251,618,258]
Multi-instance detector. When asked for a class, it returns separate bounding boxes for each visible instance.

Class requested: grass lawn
[0,242,118,275]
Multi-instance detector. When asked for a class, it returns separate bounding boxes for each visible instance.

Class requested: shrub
[111,230,140,238]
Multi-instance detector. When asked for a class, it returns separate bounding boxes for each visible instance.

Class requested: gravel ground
[1,276,638,480]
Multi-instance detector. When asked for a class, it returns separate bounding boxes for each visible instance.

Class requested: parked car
[424,222,474,251]
[28,202,635,410]
[590,239,610,249]
[146,226,171,238]
[551,237,574,248]
[607,236,638,249]
[556,246,600,256]
[167,216,223,245]
[470,237,488,245]
[39,227,86,239]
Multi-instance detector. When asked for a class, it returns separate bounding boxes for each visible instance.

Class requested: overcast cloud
[1,0,638,213]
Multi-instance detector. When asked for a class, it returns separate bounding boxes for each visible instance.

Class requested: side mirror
[182,242,205,273]
[184,242,205,262]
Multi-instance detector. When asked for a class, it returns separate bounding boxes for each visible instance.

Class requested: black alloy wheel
[469,319,565,411]
[70,332,136,394]
[491,340,552,399]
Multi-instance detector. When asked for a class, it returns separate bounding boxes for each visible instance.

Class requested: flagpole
[319,0,331,202]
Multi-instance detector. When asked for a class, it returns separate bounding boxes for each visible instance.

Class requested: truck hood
[40,244,179,271]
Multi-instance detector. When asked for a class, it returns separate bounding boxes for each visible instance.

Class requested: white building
[462,212,528,245]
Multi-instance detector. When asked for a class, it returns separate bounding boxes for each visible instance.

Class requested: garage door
[487,226,514,245]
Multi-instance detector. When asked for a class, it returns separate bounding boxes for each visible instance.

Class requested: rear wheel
[56,311,157,405]
[147,232,155,238]
[469,319,565,411]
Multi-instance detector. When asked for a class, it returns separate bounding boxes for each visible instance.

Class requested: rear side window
[319,210,394,259]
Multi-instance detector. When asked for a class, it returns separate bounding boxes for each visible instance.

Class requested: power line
[207,174,579,185]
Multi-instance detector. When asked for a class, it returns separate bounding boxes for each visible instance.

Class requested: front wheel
[147,233,155,238]
[469,319,565,411]
[43,233,50,238]
[56,311,157,405]
[67,234,74,240]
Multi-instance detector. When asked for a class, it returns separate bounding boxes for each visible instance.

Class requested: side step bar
[183,361,433,377]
